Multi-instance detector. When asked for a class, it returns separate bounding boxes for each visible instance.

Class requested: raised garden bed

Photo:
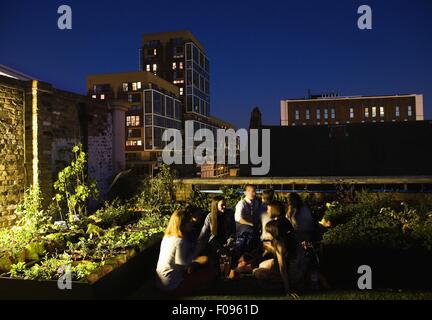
[0,234,162,300]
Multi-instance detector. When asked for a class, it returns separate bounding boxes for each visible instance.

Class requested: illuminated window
[126,140,142,147]
[408,105,413,116]
[153,64,157,72]
[317,109,321,120]
[172,62,177,70]
[100,94,105,100]
[137,82,141,90]
[349,108,354,119]
[123,83,129,92]
[306,109,310,120]
[324,109,328,119]
[295,110,300,120]
[179,62,183,69]
[146,64,151,72]
[179,87,183,95]
[364,107,369,118]
[173,80,184,84]
[132,83,137,91]
[126,116,140,126]
[153,49,157,55]
[92,94,96,99]
[331,108,336,119]
[372,107,377,117]
[395,105,400,117]
[380,106,385,117]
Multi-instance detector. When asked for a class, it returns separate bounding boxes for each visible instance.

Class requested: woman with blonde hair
[156,209,216,295]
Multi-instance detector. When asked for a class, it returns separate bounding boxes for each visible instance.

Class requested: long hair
[209,195,224,237]
[265,220,287,255]
[165,209,190,238]
[286,193,303,221]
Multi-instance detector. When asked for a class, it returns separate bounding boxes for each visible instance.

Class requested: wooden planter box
[0,234,162,300]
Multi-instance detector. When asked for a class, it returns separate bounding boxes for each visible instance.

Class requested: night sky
[1,0,431,128]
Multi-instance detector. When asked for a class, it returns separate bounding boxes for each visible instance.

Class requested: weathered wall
[0,80,26,227]
[24,82,114,204]
[0,75,116,226]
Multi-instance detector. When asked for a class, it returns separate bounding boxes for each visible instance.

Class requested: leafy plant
[188,189,211,211]
[53,144,98,223]
[133,164,180,216]
[90,200,138,228]
[221,186,242,209]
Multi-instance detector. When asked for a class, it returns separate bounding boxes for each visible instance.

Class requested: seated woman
[286,193,316,242]
[156,209,217,295]
[196,196,236,275]
[253,219,304,298]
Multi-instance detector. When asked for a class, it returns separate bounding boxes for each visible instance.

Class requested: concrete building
[87,71,181,175]
[281,93,424,126]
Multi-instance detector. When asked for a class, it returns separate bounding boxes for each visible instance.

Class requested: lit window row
[126,115,140,126]
[122,82,142,92]
[294,105,414,121]
[126,140,143,146]
[146,64,157,72]
[172,62,184,70]
[173,80,184,84]
[91,94,105,100]
[295,108,336,120]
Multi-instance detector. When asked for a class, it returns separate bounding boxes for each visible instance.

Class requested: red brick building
[280,94,424,126]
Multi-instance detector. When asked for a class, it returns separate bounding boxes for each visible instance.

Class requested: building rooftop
[141,30,205,52]
[283,93,422,102]
[86,70,180,95]
[0,64,35,81]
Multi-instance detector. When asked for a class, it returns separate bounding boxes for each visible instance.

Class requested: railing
[174,176,432,200]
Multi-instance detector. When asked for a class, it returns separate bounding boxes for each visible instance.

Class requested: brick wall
[0,80,25,227]
[0,75,117,226]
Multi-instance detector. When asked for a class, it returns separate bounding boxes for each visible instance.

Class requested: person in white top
[234,185,261,235]
[156,209,216,295]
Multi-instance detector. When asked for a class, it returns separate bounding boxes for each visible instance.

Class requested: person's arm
[235,201,254,227]
[194,215,211,257]
[197,215,211,243]
[276,244,299,299]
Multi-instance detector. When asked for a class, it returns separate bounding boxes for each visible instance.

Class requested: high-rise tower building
[140,30,210,118]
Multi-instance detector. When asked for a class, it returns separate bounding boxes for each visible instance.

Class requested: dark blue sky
[1,0,431,127]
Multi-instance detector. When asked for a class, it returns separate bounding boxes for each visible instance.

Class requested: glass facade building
[185,42,210,116]
[143,89,182,150]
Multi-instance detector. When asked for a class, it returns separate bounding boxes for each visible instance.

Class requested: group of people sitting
[155,185,325,297]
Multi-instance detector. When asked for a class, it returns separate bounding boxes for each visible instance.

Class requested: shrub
[133,164,180,216]
[90,200,139,228]
[321,192,432,251]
